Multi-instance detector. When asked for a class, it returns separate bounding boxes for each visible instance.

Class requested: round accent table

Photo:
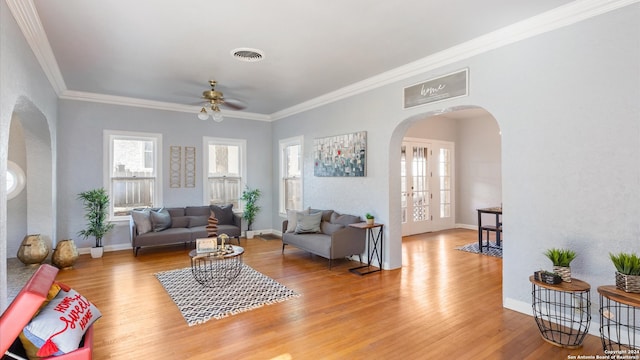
[597,285,640,351]
[189,245,244,287]
[530,276,591,348]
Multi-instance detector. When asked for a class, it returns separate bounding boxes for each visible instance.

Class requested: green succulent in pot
[544,248,576,283]
[610,252,640,293]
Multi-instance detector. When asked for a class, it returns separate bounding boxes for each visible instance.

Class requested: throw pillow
[294,211,322,234]
[330,212,361,225]
[210,204,234,225]
[286,208,310,233]
[19,283,62,360]
[150,208,172,232]
[131,208,152,235]
[23,288,102,357]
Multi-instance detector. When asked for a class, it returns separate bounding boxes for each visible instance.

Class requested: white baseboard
[504,297,601,337]
[77,243,132,255]
[455,223,477,230]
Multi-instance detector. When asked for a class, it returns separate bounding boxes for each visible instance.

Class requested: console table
[349,222,383,276]
[530,276,591,348]
[597,285,640,351]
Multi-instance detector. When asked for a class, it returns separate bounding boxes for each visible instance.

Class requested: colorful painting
[314,131,366,177]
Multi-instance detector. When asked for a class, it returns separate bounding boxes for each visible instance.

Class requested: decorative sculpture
[207,211,219,237]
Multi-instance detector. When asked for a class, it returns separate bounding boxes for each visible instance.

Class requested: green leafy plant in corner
[241,186,261,231]
[77,188,115,248]
[609,252,640,276]
[365,213,374,220]
[544,248,577,267]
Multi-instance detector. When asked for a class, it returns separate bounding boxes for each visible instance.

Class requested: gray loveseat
[281,209,366,268]
[130,205,241,256]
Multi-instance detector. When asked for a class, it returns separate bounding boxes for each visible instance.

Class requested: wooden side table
[349,222,383,276]
[530,276,591,348]
[597,285,640,351]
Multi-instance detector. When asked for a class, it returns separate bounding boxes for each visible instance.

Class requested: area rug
[455,242,503,258]
[155,264,300,326]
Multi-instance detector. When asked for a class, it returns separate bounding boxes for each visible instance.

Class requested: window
[104,130,162,220]
[279,136,303,214]
[439,148,451,218]
[6,160,26,200]
[203,137,246,209]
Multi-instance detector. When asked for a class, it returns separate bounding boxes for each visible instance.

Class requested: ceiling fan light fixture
[212,111,224,123]
[231,48,265,62]
[197,107,209,120]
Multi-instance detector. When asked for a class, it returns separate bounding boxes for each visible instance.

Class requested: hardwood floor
[49,228,603,359]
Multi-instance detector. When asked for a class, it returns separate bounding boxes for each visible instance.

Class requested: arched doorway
[387,106,502,267]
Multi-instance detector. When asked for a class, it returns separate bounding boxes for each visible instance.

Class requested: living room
[2,1,639,358]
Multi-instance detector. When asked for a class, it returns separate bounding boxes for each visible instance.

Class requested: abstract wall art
[313,131,366,177]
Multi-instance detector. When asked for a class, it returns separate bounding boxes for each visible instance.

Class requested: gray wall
[1,0,59,311]
[271,5,640,319]
[56,100,273,250]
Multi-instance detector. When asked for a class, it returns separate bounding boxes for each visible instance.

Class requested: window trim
[103,130,163,222]
[279,136,303,216]
[202,136,247,207]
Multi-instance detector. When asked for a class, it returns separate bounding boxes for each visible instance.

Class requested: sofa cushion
[171,216,190,228]
[150,208,172,231]
[321,222,345,235]
[184,206,211,216]
[131,209,152,235]
[310,209,334,222]
[330,212,361,226]
[166,207,185,217]
[295,211,322,234]
[210,204,234,225]
[23,288,102,357]
[187,215,208,227]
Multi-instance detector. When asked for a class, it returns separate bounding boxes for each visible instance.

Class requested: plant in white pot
[78,188,114,258]
[610,252,640,293]
[544,248,576,283]
[241,186,261,239]
[365,213,375,225]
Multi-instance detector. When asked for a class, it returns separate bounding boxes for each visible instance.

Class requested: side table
[530,276,591,348]
[349,222,383,276]
[597,285,640,351]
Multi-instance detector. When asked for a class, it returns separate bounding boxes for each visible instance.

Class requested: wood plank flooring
[49,228,604,359]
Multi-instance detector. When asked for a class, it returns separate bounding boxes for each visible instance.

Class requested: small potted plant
[609,252,640,293]
[365,213,375,225]
[78,188,115,258]
[544,248,577,283]
[241,186,261,239]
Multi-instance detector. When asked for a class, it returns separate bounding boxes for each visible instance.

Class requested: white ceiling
[10,0,615,120]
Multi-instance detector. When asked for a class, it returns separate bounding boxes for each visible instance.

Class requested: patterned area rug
[455,242,503,258]
[155,264,300,326]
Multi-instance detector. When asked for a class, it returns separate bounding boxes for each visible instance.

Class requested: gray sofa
[281,209,366,268]
[130,205,241,256]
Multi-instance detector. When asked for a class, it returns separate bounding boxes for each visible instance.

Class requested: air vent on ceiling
[231,48,265,62]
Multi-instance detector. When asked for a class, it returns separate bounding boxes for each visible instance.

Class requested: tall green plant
[610,252,640,275]
[241,186,261,231]
[544,248,577,267]
[78,188,114,247]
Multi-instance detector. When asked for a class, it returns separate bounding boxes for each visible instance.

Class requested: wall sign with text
[403,68,468,109]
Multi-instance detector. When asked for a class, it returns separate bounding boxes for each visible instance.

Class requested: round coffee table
[189,245,244,287]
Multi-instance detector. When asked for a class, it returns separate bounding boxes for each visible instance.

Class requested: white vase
[246,231,255,239]
[90,247,104,258]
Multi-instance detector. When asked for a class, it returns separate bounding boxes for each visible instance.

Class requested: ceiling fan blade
[222,98,247,111]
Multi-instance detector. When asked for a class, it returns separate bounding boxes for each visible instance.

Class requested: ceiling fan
[196,80,246,122]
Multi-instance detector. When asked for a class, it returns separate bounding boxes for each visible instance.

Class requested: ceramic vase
[90,247,104,258]
[17,234,49,266]
[52,239,79,269]
[366,218,374,225]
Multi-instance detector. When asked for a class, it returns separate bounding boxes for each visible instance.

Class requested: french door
[401,138,455,236]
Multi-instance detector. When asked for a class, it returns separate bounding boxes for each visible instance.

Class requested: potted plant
[609,252,640,293]
[544,248,576,283]
[78,188,115,258]
[241,186,261,239]
[365,213,375,225]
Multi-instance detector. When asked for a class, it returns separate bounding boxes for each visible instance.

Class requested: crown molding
[270,0,638,120]
[59,90,271,121]
[8,0,637,121]
[6,0,67,95]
